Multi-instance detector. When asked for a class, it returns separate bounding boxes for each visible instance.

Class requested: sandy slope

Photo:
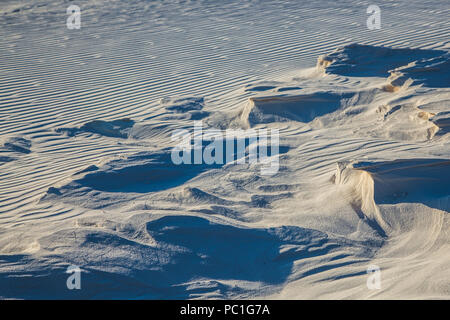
[0,0,449,299]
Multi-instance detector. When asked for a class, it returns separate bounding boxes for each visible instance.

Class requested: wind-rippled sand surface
[0,0,449,299]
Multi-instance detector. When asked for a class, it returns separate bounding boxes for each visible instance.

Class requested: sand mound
[241,92,353,126]
[51,151,222,194]
[1,137,31,154]
[374,104,440,141]
[318,44,445,78]
[335,159,450,234]
[161,97,205,113]
[319,44,449,93]
[388,52,450,88]
[56,118,135,139]
[0,156,15,164]
[0,215,331,299]
[159,97,209,120]
[431,112,450,136]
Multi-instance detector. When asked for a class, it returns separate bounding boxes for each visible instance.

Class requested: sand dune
[242,92,355,126]
[335,159,450,233]
[317,44,445,78]
[0,0,449,299]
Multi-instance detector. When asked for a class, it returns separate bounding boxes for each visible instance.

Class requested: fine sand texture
[0,0,449,299]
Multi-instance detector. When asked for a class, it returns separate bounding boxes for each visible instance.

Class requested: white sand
[0,0,449,299]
